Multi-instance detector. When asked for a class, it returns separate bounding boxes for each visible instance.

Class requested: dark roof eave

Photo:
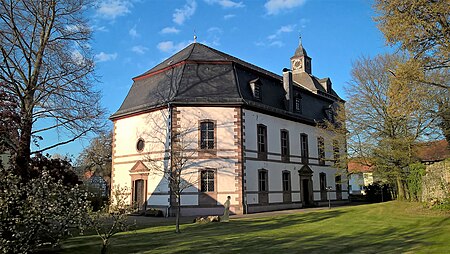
[243,101,317,125]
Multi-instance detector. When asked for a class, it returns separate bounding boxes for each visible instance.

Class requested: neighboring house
[415,140,450,164]
[416,140,450,201]
[348,159,374,195]
[84,170,109,197]
[110,42,348,216]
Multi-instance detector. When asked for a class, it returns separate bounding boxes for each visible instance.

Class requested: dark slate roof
[294,43,308,57]
[111,43,342,123]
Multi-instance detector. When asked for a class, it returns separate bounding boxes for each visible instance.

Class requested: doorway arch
[299,165,313,207]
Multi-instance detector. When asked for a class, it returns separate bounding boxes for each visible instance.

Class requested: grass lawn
[60,201,450,254]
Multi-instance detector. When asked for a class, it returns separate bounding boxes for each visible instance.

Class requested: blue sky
[47,0,391,158]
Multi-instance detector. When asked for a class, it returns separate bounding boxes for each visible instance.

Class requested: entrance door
[133,179,145,210]
[302,179,310,206]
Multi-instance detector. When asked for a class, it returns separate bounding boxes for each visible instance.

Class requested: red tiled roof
[415,140,449,162]
[348,159,374,173]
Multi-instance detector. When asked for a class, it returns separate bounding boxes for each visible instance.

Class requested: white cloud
[204,0,244,8]
[131,45,148,54]
[173,0,197,25]
[71,50,86,65]
[207,27,223,46]
[157,41,189,54]
[264,0,306,15]
[129,25,139,38]
[299,18,309,29]
[94,52,118,62]
[223,14,236,19]
[96,0,133,19]
[92,25,109,32]
[160,27,181,34]
[267,24,296,40]
[65,24,82,32]
[270,41,284,47]
[131,45,148,55]
[254,40,284,48]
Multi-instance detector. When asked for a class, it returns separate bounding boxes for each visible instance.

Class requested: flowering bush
[0,164,90,253]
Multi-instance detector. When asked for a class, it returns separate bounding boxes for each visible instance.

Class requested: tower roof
[294,42,308,57]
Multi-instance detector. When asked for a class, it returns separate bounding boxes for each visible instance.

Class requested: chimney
[283,68,294,111]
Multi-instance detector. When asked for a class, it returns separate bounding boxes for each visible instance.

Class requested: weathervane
[194,29,197,43]
[298,33,302,46]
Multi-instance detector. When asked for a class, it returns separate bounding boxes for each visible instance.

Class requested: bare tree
[345,54,440,200]
[0,0,105,179]
[88,186,135,254]
[143,108,199,233]
[0,82,19,153]
[77,131,113,188]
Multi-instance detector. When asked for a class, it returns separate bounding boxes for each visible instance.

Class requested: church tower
[290,37,312,75]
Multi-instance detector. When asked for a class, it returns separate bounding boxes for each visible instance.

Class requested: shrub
[144,208,164,217]
[0,166,90,253]
[364,183,393,203]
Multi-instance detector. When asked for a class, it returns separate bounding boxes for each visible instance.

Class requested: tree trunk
[176,195,181,233]
[101,239,109,254]
[396,176,406,200]
[15,112,33,180]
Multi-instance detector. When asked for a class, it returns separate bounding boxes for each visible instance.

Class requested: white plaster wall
[112,106,239,208]
[114,110,169,158]
[181,195,198,205]
[246,194,259,205]
[363,172,374,186]
[112,109,171,205]
[243,109,348,203]
[148,195,170,206]
[349,173,364,194]
[177,107,238,199]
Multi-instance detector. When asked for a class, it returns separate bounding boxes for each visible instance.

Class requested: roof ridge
[196,43,282,80]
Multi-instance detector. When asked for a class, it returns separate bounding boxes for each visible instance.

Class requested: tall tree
[346,54,439,200]
[144,109,199,233]
[375,0,449,88]
[76,131,112,188]
[0,0,105,179]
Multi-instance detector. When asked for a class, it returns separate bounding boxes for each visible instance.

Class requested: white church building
[110,42,348,216]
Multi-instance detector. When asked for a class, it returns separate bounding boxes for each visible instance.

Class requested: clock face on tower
[293,59,302,70]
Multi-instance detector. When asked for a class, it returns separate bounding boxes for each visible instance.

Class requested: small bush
[144,208,164,217]
[429,198,450,211]
[364,183,393,203]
